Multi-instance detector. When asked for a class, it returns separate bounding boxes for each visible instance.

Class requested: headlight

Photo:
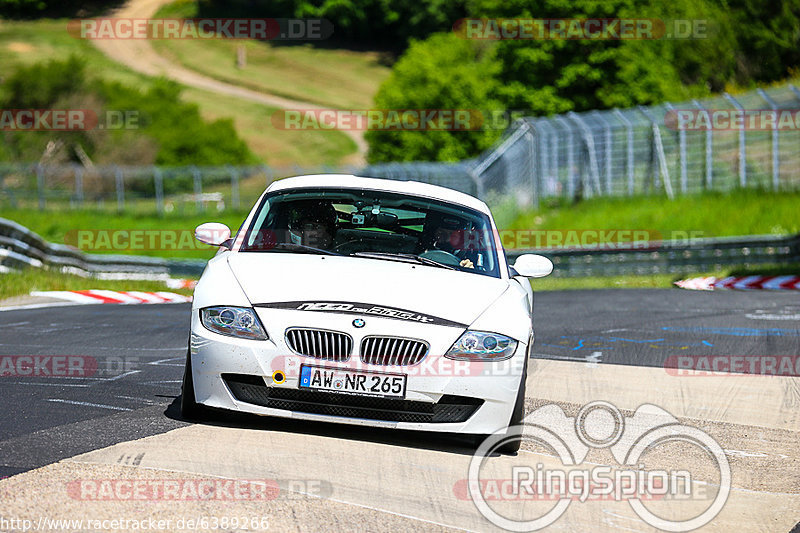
[445,331,517,361]
[200,306,267,340]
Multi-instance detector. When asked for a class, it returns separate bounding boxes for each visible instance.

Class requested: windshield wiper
[352,251,456,270]
[256,243,342,256]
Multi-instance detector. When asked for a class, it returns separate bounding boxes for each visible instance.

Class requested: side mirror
[513,254,553,278]
[195,222,231,246]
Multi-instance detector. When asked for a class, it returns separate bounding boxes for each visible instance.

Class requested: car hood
[226,252,509,327]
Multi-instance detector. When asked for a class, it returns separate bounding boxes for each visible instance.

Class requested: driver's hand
[460,258,474,269]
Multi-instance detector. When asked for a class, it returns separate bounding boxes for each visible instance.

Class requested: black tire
[496,374,526,454]
[180,349,207,420]
[471,362,528,455]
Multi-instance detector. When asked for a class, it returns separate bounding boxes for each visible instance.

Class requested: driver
[287,200,338,249]
[424,214,475,269]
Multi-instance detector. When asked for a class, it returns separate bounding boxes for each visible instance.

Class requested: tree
[366,33,501,163]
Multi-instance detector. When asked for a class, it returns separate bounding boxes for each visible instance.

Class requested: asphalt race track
[1,289,799,531]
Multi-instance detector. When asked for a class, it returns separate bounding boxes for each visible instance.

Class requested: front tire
[180,349,207,420]
[496,373,526,454]
[474,355,528,454]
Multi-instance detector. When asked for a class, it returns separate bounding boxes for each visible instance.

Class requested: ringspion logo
[467,401,730,531]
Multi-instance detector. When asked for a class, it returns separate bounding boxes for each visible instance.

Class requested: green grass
[0,18,356,165]
[151,1,391,109]
[3,189,799,289]
[508,189,800,238]
[529,273,680,291]
[0,19,150,88]
[2,209,250,259]
[0,268,194,301]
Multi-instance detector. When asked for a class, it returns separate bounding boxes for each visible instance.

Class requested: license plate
[299,365,406,398]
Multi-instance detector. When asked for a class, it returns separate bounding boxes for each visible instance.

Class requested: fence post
[592,111,613,195]
[0,166,17,208]
[613,109,634,195]
[537,119,558,199]
[261,164,272,189]
[115,166,125,211]
[467,167,485,199]
[567,111,602,197]
[723,93,746,187]
[192,166,203,212]
[36,164,45,210]
[555,117,575,200]
[524,121,539,209]
[154,167,164,216]
[467,121,530,203]
[757,88,780,191]
[229,166,240,210]
[74,165,84,207]
[692,100,713,190]
[533,119,547,203]
[664,103,687,194]
[786,86,800,185]
[639,106,674,200]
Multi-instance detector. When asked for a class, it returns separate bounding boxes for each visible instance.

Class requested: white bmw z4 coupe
[183,174,552,452]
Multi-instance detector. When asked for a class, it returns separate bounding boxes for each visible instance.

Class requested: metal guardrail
[507,233,800,277]
[0,218,206,278]
[2,217,797,280]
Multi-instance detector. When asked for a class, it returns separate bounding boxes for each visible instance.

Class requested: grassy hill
[151,0,391,110]
[0,17,359,166]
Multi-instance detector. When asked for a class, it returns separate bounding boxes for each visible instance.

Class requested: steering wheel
[419,249,462,268]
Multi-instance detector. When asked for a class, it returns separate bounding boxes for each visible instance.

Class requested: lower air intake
[222,374,482,423]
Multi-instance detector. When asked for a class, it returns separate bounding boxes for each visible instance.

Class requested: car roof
[266,174,490,214]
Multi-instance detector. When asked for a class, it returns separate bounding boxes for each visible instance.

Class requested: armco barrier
[1,217,797,279]
[0,217,205,278]
[507,233,800,277]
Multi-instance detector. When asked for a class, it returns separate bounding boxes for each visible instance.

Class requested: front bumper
[189,307,527,435]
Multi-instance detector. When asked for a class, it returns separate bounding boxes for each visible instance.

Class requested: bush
[0,57,256,168]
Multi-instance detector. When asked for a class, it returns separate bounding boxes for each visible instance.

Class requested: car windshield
[239,187,500,277]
